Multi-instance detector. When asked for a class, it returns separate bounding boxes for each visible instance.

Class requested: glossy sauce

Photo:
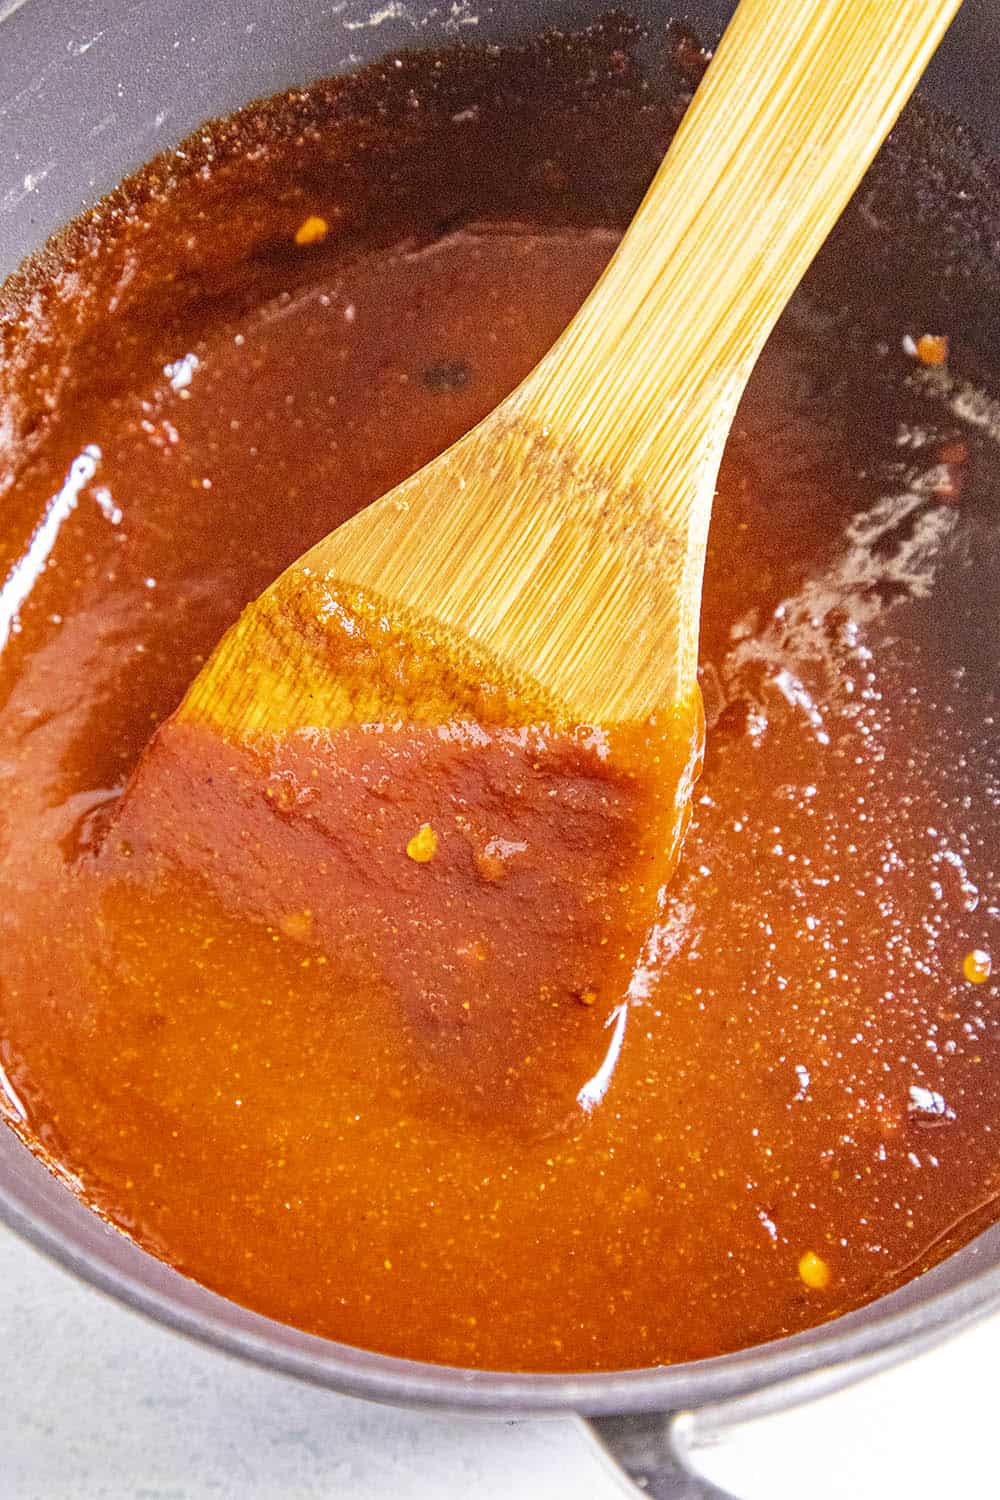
[0,25,997,1371]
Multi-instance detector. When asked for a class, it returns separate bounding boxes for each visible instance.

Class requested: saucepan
[2,0,999,1493]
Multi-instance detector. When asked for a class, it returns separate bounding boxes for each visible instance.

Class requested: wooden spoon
[180,0,959,746]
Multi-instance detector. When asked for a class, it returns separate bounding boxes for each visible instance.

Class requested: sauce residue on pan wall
[0,21,997,1371]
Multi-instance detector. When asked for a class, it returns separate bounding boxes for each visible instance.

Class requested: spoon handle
[529,0,961,487]
[220,0,963,733]
[510,0,961,705]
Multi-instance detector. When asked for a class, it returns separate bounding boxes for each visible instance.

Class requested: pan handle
[582,1310,975,1499]
[586,1413,738,1499]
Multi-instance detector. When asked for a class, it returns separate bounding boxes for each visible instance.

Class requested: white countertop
[0,1225,626,1500]
[4,1221,997,1498]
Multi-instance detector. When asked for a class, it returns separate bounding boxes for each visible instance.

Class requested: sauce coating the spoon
[0,24,997,1371]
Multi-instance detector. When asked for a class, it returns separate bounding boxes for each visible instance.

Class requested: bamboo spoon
[180,0,960,744]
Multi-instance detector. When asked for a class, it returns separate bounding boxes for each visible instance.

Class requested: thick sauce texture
[0,27,998,1371]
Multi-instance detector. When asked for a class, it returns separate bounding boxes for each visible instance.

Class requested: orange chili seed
[798,1251,831,1290]
[406,823,438,863]
[294,215,329,246]
[963,949,992,984]
[915,333,949,367]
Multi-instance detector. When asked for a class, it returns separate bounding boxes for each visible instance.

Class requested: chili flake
[915,333,949,366]
[406,823,439,863]
[798,1250,831,1290]
[294,215,329,247]
[963,949,992,984]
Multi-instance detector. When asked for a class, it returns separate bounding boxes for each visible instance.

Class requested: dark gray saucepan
[1,0,999,1492]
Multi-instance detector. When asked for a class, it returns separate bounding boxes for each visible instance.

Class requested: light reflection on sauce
[578,1004,630,1113]
[0,445,101,649]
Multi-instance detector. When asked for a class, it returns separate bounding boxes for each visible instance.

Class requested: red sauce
[100,701,695,1133]
[0,25,997,1372]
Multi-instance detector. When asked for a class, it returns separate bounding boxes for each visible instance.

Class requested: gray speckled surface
[0,1226,629,1500]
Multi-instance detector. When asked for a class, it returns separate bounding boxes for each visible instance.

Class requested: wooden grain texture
[183,0,961,738]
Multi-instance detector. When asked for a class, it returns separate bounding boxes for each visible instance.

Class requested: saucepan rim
[3,1152,1000,1414]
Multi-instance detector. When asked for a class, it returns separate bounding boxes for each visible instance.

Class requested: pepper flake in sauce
[406,823,439,863]
[797,1251,831,1291]
[294,215,330,246]
[963,949,993,984]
